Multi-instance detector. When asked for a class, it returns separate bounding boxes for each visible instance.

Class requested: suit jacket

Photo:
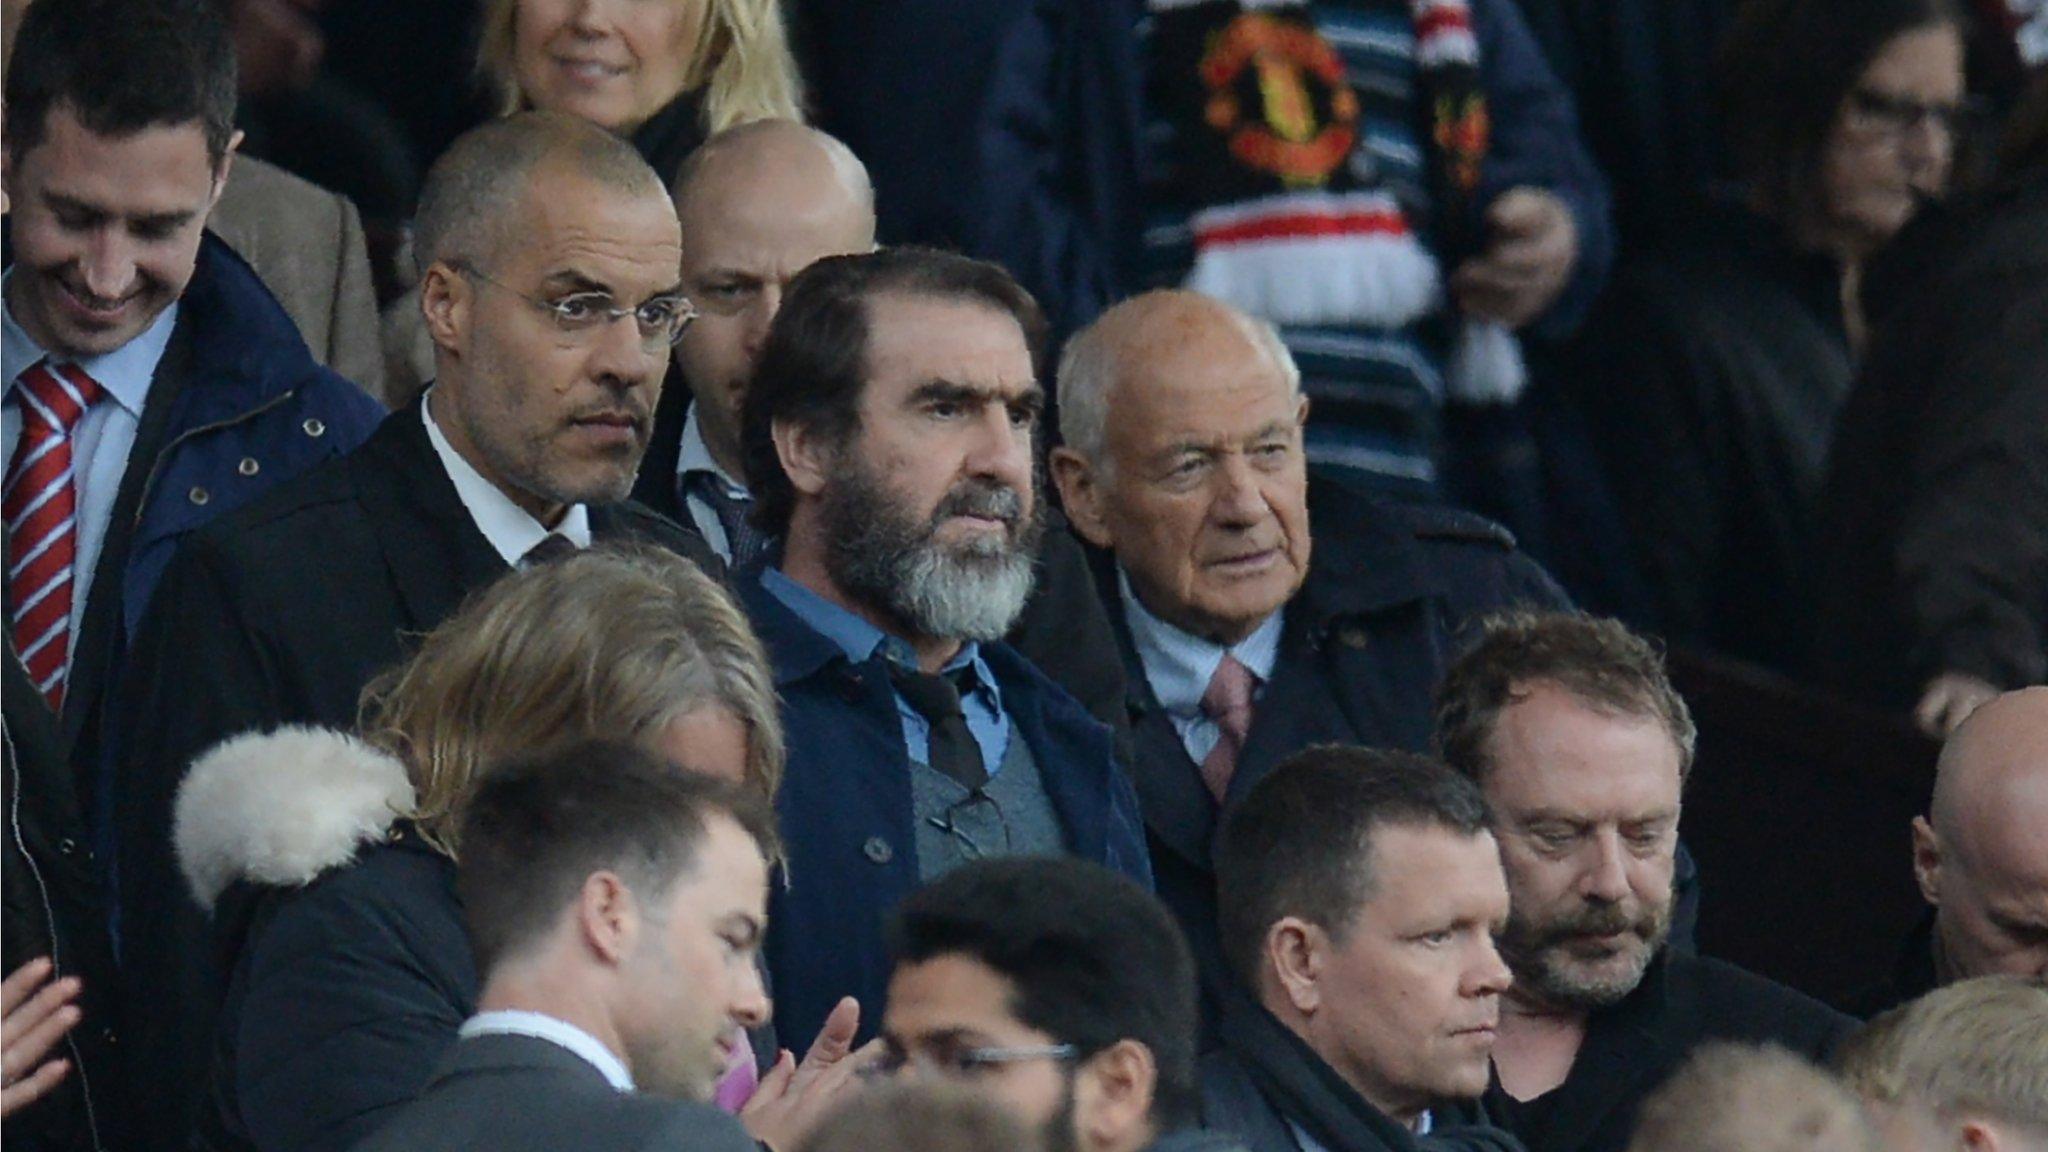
[113,397,716,1152]
[345,1032,757,1152]
[1097,480,1568,1007]
[209,156,387,402]
[1482,951,1855,1152]
[738,573,1152,1052]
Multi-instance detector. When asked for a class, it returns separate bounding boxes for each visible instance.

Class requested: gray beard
[1498,896,1671,1011]
[822,450,1041,643]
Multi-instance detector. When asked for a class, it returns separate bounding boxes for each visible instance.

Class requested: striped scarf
[1149,0,1524,402]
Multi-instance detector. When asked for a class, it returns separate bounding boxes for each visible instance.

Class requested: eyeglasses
[925,790,1012,861]
[452,263,698,347]
[1846,87,1967,139]
[864,1042,1078,1082]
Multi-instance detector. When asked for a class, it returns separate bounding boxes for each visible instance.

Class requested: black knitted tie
[687,471,769,569]
[889,663,988,791]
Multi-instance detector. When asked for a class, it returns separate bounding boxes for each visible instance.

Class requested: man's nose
[587,313,666,387]
[1467,936,1514,997]
[738,286,782,362]
[1209,455,1270,526]
[1579,830,1633,904]
[81,232,138,302]
[730,962,771,1029]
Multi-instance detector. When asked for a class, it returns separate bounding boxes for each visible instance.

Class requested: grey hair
[1055,299,1301,468]
[412,111,670,277]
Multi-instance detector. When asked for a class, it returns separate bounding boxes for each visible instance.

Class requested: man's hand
[740,997,882,1152]
[1,958,81,1118]
[1914,671,2002,737]
[1451,187,1579,329]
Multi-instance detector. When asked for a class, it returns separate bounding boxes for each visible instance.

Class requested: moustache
[1527,900,1661,948]
[931,479,1024,529]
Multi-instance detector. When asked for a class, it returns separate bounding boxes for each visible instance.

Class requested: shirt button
[237,456,260,477]
[863,837,894,865]
[188,486,210,506]
[302,417,326,438]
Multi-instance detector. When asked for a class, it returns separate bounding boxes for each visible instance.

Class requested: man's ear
[421,262,471,355]
[1268,917,1325,1016]
[1073,1039,1158,1152]
[1959,1118,2005,1152]
[1912,816,1944,908]
[576,871,641,967]
[1050,446,1113,549]
[771,416,834,502]
[206,128,244,211]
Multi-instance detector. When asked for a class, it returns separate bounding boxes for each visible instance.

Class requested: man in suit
[2,0,384,1144]
[112,111,716,1152]
[1048,289,1567,1002]
[632,117,1130,736]
[351,740,778,1152]
[878,857,1240,1152]
[736,246,1151,1052]
[1431,612,1855,1152]
[1202,746,1523,1152]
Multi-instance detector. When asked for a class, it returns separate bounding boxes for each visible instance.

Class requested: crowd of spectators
[3,0,2046,1151]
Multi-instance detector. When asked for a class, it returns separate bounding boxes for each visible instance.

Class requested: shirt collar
[758,565,984,677]
[3,268,175,418]
[676,404,746,497]
[421,388,592,566]
[459,1010,635,1092]
[1118,567,1283,718]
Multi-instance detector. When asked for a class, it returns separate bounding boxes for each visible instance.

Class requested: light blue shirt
[674,405,748,563]
[1118,568,1284,765]
[2,272,176,668]
[760,566,1011,776]
[459,1010,634,1092]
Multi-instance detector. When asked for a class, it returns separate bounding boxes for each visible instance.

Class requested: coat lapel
[349,400,507,633]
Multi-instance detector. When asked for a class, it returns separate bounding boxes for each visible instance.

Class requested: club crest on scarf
[1150,0,1526,403]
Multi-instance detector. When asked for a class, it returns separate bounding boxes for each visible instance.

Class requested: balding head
[1912,688,2048,983]
[1051,290,1309,646]
[668,119,876,480]
[413,111,668,278]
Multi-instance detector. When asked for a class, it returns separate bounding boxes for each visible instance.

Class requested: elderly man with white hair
[1047,288,1567,1010]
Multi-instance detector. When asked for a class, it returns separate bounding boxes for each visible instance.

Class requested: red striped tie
[5,360,105,712]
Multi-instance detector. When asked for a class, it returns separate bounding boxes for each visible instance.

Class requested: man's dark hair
[1433,611,1696,786]
[887,858,1201,1130]
[1719,0,1962,234]
[5,0,238,168]
[739,246,1048,538]
[456,740,780,976]
[1215,746,1491,990]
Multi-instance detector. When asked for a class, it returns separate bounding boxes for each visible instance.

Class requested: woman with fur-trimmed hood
[174,546,846,1152]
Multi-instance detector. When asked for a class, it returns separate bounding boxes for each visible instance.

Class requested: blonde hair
[476,0,803,135]
[358,545,783,855]
[1625,1044,1876,1152]
[1837,977,2048,1132]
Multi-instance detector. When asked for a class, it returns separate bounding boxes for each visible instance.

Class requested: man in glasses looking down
[112,111,719,1148]
[878,857,1243,1152]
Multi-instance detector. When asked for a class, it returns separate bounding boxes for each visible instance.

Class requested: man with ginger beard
[1431,611,1853,1152]
[735,246,1150,1055]
[113,112,716,1151]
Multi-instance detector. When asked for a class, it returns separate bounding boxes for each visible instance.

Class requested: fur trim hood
[175,726,416,911]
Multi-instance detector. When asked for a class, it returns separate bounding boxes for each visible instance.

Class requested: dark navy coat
[1094,479,1570,1008]
[739,574,1152,1051]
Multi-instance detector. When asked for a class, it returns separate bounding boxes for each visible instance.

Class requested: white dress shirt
[458,1010,634,1092]
[420,389,591,565]
[674,405,748,563]
[1118,568,1285,764]
[2,272,177,667]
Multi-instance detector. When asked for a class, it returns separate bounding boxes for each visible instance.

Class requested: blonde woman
[175,548,859,1152]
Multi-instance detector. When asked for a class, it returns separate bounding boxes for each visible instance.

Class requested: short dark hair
[1719,0,1962,233]
[1215,746,1491,990]
[887,858,1201,1130]
[739,246,1048,538]
[1433,611,1696,786]
[456,740,781,976]
[5,0,238,169]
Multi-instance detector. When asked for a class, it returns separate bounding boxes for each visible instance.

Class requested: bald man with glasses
[112,112,720,1151]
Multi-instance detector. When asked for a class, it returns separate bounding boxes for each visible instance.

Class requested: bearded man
[1432,611,1854,1152]
[734,246,1151,1053]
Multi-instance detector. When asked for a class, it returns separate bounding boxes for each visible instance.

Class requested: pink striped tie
[1199,654,1259,803]
[5,360,104,712]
